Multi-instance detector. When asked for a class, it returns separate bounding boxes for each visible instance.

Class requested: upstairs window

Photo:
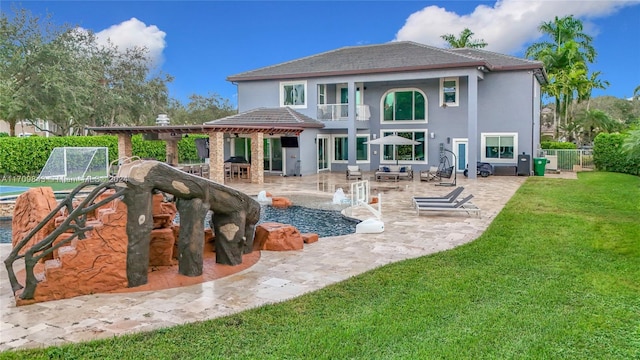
[440,77,459,107]
[280,81,307,108]
[381,89,426,122]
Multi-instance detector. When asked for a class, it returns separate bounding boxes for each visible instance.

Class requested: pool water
[0,205,358,244]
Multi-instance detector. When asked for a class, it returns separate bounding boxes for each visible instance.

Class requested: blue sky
[4,1,640,106]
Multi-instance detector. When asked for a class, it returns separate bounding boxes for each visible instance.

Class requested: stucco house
[213,41,547,179]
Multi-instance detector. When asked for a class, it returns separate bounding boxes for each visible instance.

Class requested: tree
[441,28,487,49]
[1,7,173,135]
[575,109,618,145]
[167,93,236,125]
[634,85,640,101]
[526,15,604,141]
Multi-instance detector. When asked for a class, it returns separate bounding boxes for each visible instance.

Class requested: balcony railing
[317,104,370,121]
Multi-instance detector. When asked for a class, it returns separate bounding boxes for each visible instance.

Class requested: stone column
[117,134,133,160]
[208,131,225,184]
[166,140,179,166]
[250,132,264,184]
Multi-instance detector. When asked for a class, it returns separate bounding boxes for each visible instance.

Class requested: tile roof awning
[87,124,306,136]
[88,108,324,136]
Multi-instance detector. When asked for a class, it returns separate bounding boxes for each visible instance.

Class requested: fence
[543,149,594,171]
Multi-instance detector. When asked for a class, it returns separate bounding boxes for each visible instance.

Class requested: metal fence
[543,149,594,171]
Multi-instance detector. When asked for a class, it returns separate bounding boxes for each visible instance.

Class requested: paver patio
[0,171,575,351]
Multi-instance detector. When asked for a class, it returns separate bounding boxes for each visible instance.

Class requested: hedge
[540,141,578,149]
[0,135,205,176]
[593,133,640,176]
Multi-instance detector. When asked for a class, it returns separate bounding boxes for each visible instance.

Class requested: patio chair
[415,194,480,217]
[419,166,440,182]
[412,187,464,207]
[346,165,363,180]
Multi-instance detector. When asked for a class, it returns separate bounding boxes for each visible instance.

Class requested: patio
[0,172,574,351]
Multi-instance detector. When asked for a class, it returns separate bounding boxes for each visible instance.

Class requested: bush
[593,133,640,175]
[0,135,204,176]
[541,141,577,149]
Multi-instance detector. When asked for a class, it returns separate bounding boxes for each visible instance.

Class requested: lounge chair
[415,194,481,217]
[412,187,464,207]
[346,165,363,180]
[419,166,440,182]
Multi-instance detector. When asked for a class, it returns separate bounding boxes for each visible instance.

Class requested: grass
[2,172,639,359]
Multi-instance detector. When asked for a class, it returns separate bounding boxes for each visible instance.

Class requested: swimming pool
[0,204,358,244]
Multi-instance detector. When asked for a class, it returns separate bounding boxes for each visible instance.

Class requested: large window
[280,81,306,108]
[381,89,426,122]
[440,77,459,107]
[381,131,426,162]
[333,135,369,162]
[481,133,517,162]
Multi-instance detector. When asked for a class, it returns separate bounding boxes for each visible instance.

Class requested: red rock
[149,228,176,266]
[271,196,292,209]
[301,233,319,244]
[254,222,303,251]
[11,187,58,256]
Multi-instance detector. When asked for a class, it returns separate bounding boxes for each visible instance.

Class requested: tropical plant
[526,15,605,141]
[440,28,487,49]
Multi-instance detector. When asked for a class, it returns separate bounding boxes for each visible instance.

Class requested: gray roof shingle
[205,107,324,129]
[227,41,544,82]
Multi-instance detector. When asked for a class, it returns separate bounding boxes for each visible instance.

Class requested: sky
[3,0,640,106]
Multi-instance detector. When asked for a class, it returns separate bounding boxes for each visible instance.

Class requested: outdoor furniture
[415,194,481,217]
[346,165,363,180]
[420,166,440,182]
[412,187,465,207]
[375,165,413,181]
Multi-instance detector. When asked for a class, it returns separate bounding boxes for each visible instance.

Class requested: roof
[87,124,307,136]
[88,108,323,136]
[227,41,545,82]
[205,107,324,129]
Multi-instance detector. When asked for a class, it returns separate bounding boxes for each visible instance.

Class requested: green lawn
[2,172,639,359]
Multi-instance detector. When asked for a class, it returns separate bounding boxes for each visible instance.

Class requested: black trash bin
[517,154,530,176]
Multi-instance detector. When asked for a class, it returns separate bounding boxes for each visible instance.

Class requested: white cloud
[95,18,166,67]
[394,0,637,54]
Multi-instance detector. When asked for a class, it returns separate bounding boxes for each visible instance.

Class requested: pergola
[87,124,305,185]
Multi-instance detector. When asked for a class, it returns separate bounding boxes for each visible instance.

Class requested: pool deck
[0,171,576,351]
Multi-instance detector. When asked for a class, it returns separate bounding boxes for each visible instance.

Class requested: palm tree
[525,15,596,67]
[441,28,487,49]
[526,16,602,141]
[577,109,617,145]
[634,85,640,101]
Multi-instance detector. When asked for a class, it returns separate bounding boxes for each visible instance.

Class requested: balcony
[317,104,370,121]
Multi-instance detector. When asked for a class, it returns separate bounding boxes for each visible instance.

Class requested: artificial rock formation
[254,222,304,251]
[11,187,58,255]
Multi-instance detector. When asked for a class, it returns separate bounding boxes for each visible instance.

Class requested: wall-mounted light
[441,103,448,108]
[372,133,377,139]
[447,137,451,144]
[430,132,435,139]
[234,133,239,138]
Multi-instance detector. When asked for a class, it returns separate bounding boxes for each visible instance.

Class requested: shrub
[541,141,577,149]
[593,133,640,175]
[0,135,204,176]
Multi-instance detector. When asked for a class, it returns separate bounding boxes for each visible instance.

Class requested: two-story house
[209,41,546,179]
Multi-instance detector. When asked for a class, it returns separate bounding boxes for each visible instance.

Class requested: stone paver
[0,172,575,351]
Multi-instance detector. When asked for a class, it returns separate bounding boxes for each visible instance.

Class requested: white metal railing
[543,149,594,171]
[317,104,370,121]
[349,180,382,219]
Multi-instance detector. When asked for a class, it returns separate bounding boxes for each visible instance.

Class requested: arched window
[381,89,427,122]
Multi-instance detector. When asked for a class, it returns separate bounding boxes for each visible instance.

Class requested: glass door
[317,136,329,172]
[263,138,283,173]
[452,138,468,172]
